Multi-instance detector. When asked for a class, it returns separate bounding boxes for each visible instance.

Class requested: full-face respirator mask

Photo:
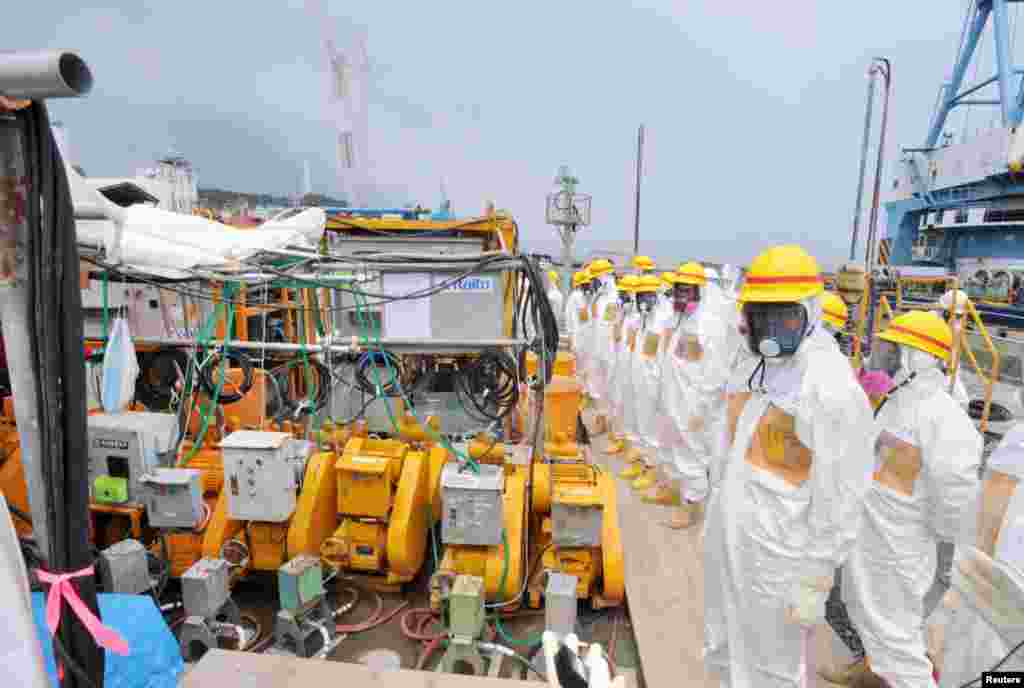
[673,283,701,314]
[740,301,810,359]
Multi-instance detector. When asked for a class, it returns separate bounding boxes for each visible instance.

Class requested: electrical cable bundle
[198,349,255,404]
[355,350,403,396]
[455,349,520,422]
[14,101,104,687]
[266,357,331,419]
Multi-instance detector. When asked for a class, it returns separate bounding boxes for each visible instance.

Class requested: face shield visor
[617,289,633,307]
[740,301,809,358]
[672,283,701,314]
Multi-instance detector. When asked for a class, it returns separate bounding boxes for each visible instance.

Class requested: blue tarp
[31,592,183,688]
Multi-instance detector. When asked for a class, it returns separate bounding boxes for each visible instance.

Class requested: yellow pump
[530,457,624,608]
[429,441,528,610]
[317,437,435,590]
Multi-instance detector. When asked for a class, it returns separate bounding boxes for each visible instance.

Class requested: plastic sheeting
[31,593,183,688]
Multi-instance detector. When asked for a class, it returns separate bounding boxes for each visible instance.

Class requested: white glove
[784,576,833,627]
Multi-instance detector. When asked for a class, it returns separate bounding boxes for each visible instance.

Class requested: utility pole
[633,124,644,255]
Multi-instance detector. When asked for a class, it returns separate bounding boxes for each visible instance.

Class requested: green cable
[183,283,237,462]
[101,270,110,346]
[493,615,542,648]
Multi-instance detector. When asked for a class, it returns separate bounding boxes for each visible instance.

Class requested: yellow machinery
[428,436,528,609]
[530,451,624,609]
[315,436,438,589]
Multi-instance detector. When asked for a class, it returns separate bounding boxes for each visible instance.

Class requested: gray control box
[99,539,150,595]
[87,412,179,506]
[441,463,504,546]
[140,468,203,529]
[220,431,296,522]
[182,557,231,619]
[545,573,579,635]
[552,502,603,548]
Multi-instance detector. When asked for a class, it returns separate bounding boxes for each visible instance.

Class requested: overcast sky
[9,1,1004,266]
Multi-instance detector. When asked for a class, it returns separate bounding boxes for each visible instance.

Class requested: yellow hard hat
[617,274,641,291]
[548,269,560,284]
[877,310,952,362]
[632,255,655,272]
[821,292,849,329]
[739,245,824,303]
[572,271,588,288]
[589,258,614,277]
[660,271,675,287]
[670,261,708,286]
[634,275,662,293]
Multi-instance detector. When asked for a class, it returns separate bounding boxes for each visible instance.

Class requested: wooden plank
[594,439,847,688]
[184,650,540,688]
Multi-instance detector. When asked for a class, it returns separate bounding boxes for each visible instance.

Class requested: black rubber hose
[17,101,105,687]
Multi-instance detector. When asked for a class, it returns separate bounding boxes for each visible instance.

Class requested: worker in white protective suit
[704,245,876,688]
[617,276,652,481]
[565,269,591,356]
[640,270,693,505]
[574,268,597,405]
[583,259,617,435]
[653,262,732,529]
[547,269,566,333]
[927,422,1024,685]
[606,276,640,457]
[629,274,674,492]
[841,310,981,688]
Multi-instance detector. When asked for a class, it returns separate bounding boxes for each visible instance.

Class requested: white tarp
[68,162,324,278]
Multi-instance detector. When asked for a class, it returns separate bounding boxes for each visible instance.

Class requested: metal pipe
[0,119,53,557]
[633,124,644,255]
[865,58,892,273]
[90,335,528,353]
[927,5,991,148]
[0,50,93,99]
[992,0,1015,125]
[849,66,878,260]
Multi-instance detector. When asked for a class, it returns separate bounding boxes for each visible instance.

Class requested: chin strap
[873,371,916,418]
[747,356,768,393]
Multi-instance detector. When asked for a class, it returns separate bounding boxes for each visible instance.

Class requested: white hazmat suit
[585,273,619,422]
[844,351,981,688]
[931,423,1024,685]
[660,287,731,504]
[705,297,876,688]
[606,288,635,446]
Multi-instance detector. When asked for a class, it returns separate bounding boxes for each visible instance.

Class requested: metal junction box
[545,573,579,635]
[140,468,203,529]
[220,431,296,522]
[552,484,604,548]
[87,412,179,506]
[278,555,325,615]
[182,557,231,619]
[441,463,504,546]
[98,539,150,595]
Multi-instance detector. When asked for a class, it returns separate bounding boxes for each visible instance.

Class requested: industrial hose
[198,349,255,404]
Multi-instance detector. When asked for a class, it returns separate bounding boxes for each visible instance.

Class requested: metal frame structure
[926,0,1024,149]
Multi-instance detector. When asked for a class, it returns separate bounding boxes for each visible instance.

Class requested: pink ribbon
[36,566,130,667]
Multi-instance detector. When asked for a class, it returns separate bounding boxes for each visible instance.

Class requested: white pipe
[0,50,93,99]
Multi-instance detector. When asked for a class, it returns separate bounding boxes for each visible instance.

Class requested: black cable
[198,349,255,404]
[454,349,520,422]
[17,101,104,687]
[8,502,32,525]
[267,358,331,419]
[355,351,403,396]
